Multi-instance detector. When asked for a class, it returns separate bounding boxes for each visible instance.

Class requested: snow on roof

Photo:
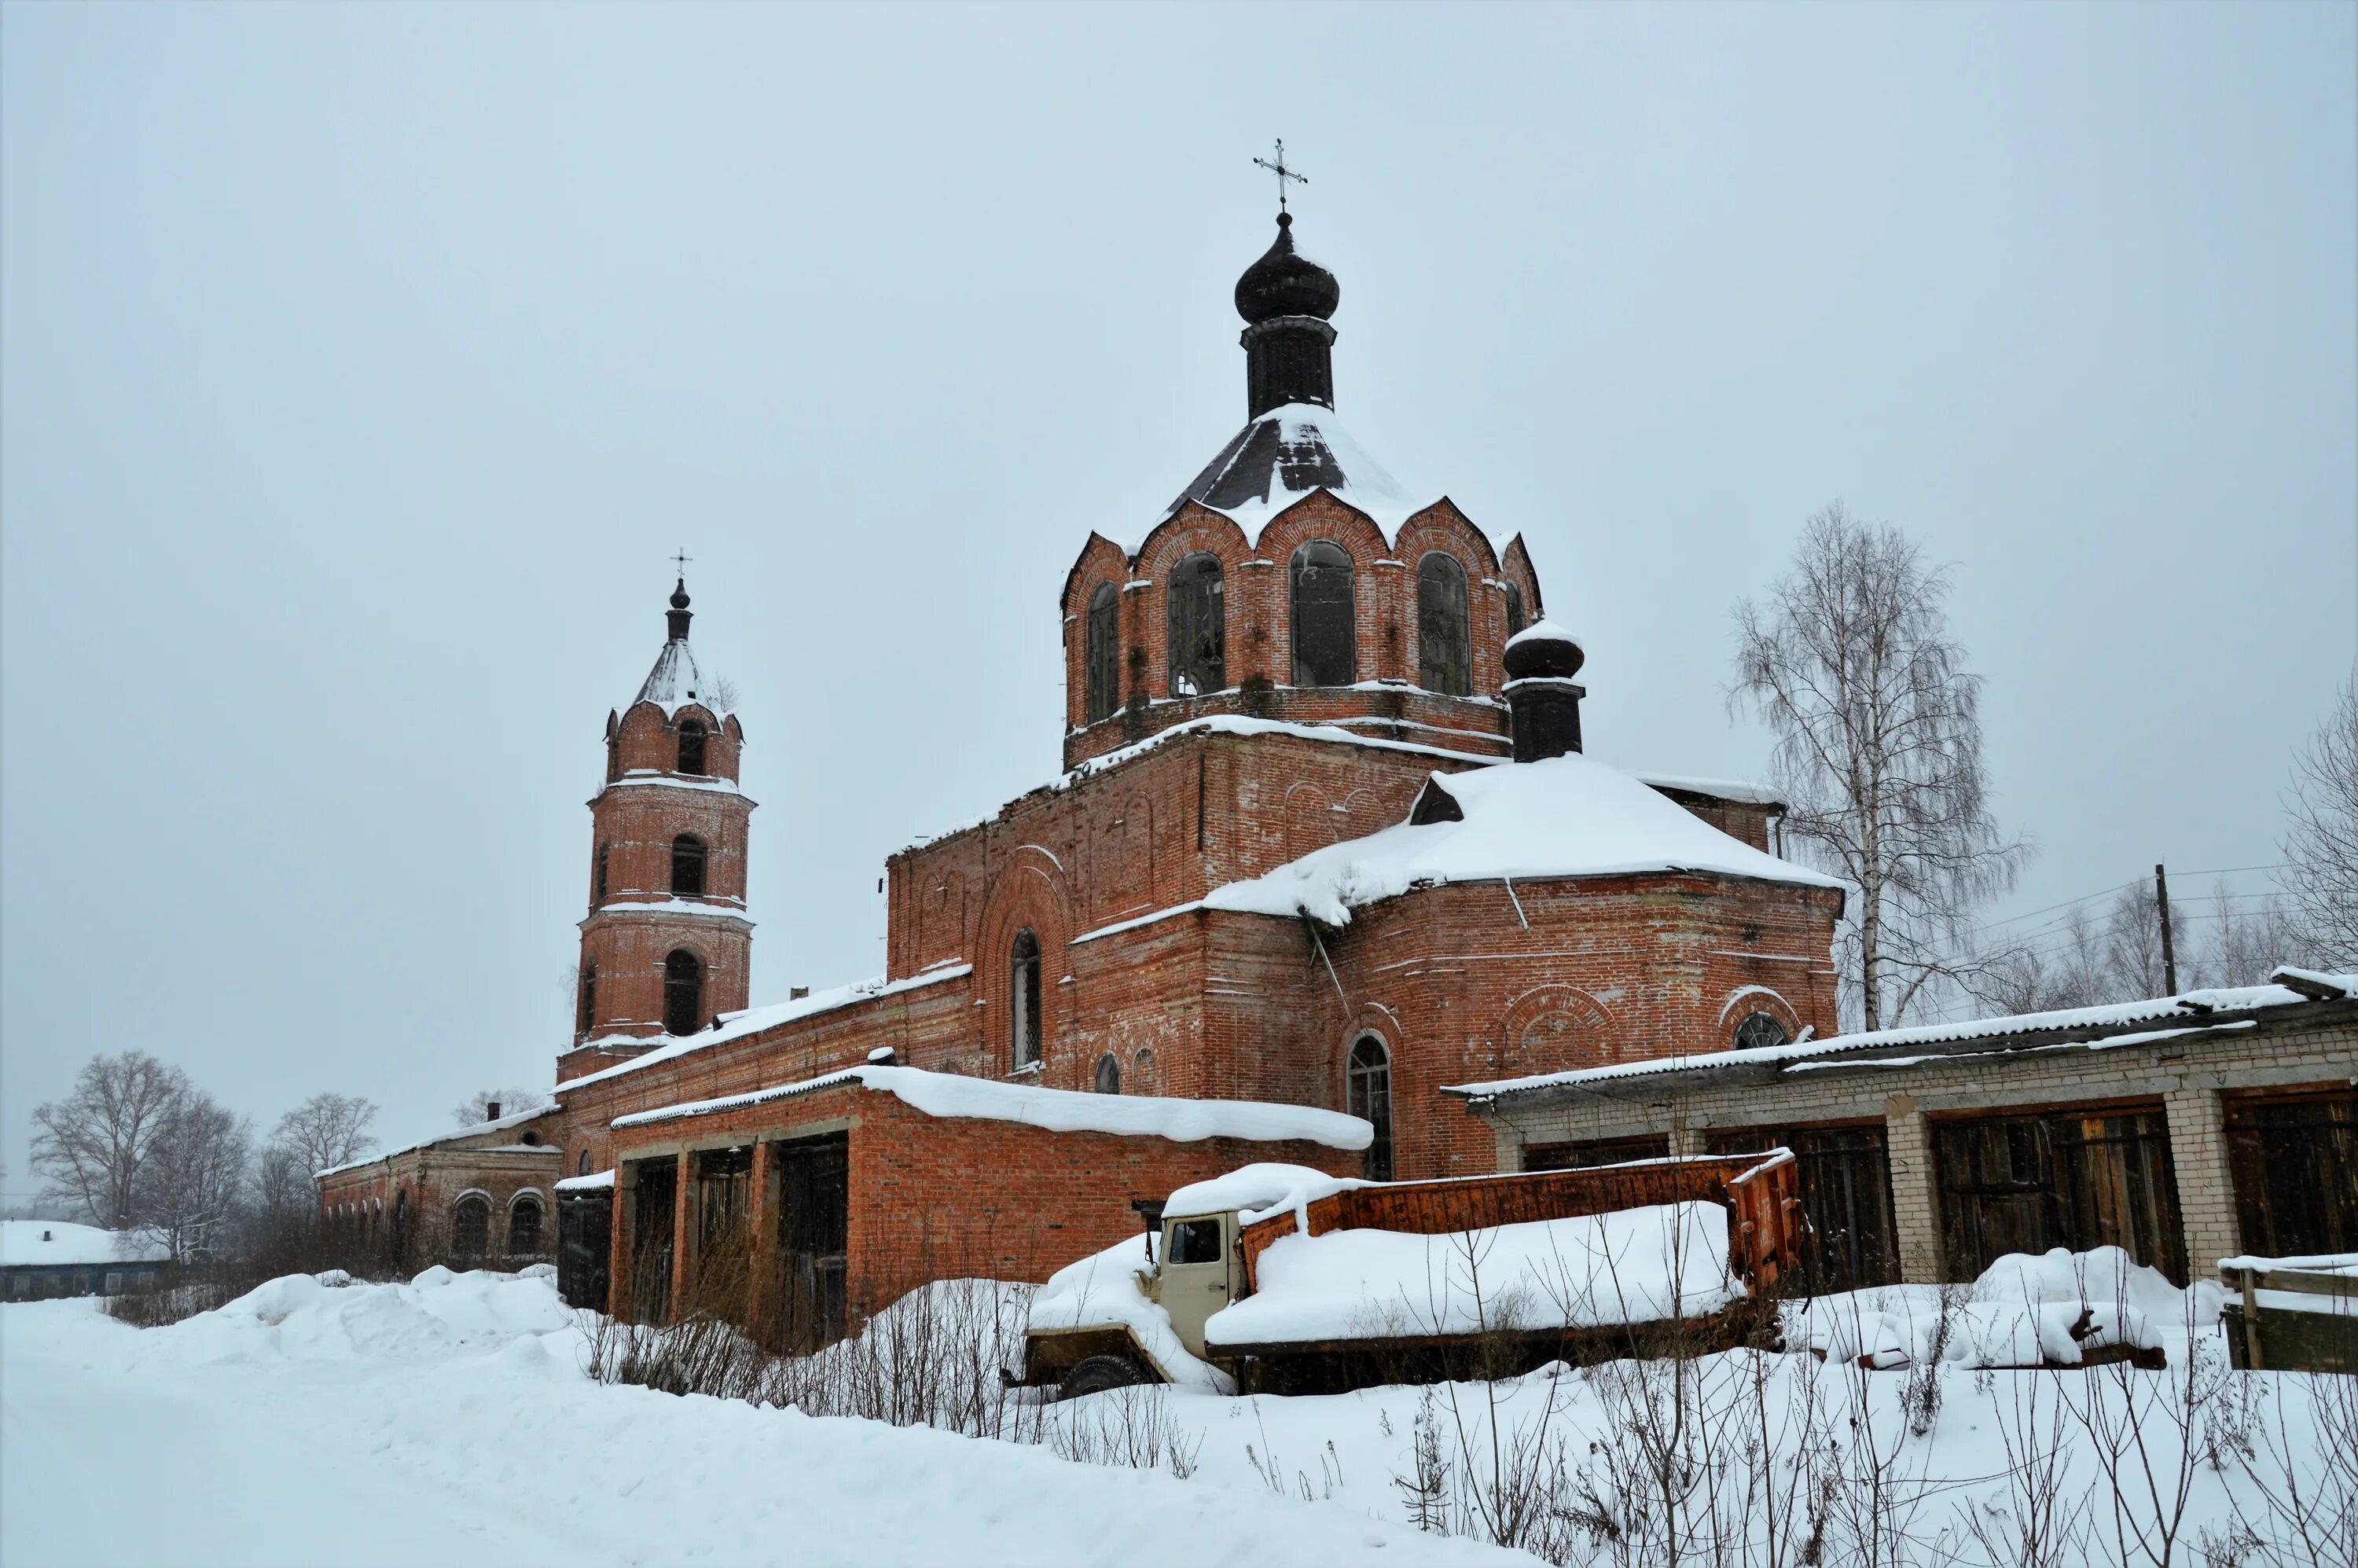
[594,772,747,800]
[1,1220,170,1267]
[632,637,731,718]
[611,1065,1373,1151]
[1203,751,1843,927]
[1630,773,1785,807]
[1504,617,1581,652]
[555,1170,615,1192]
[558,965,974,1093]
[583,898,753,923]
[1163,1163,1367,1222]
[1158,402,1433,546]
[315,1104,556,1179]
[1449,969,2356,1103]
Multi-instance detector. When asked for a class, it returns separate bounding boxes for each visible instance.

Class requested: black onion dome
[1234,213,1340,324]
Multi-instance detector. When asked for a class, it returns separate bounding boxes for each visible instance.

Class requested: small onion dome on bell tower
[635,578,712,713]
[1502,619,1586,762]
[1236,213,1341,418]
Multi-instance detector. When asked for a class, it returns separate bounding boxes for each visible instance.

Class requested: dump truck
[1015,1151,1805,1397]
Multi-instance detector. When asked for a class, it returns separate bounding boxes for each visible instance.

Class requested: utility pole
[2155,862,2179,995]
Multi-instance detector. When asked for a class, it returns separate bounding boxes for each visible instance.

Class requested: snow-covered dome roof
[1164,401,1433,542]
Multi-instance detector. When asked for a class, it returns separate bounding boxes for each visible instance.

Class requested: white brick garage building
[1449,969,2358,1291]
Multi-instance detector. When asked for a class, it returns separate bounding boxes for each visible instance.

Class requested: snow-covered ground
[5,1264,2350,1567]
[0,1268,1529,1568]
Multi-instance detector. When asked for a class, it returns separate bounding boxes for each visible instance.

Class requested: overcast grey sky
[4,3,2352,1191]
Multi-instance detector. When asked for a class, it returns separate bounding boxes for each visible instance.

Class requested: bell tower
[560,578,756,1083]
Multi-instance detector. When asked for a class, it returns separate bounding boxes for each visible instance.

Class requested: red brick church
[321,211,1845,1344]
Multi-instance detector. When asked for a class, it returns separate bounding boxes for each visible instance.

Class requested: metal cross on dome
[670,549,692,577]
[1254,139,1307,213]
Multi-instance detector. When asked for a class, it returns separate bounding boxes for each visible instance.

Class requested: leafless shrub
[2283,671,2358,967]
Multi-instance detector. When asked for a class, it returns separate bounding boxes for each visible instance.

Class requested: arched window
[1085,582,1120,725]
[577,1150,592,1177]
[1166,553,1225,697]
[1504,581,1527,640]
[595,843,610,903]
[1009,928,1042,1070]
[1734,1013,1791,1052]
[508,1195,543,1257]
[671,835,707,898]
[1290,541,1357,686]
[452,1194,490,1259]
[1094,1054,1121,1095]
[1417,553,1471,696]
[577,961,597,1035]
[677,718,708,776]
[663,949,703,1036]
[1347,1036,1394,1181]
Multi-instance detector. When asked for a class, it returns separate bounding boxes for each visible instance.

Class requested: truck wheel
[1060,1353,1147,1401]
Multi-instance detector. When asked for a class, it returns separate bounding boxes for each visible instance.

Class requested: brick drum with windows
[325,211,1858,1327]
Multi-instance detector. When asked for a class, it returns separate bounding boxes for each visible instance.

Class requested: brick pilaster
[668,1151,692,1323]
[2165,1087,2240,1278]
[1883,1096,1944,1283]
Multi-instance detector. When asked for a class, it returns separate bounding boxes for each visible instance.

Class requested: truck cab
[1144,1210,1241,1359]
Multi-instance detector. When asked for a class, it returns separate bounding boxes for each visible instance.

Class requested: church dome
[1234,214,1339,325]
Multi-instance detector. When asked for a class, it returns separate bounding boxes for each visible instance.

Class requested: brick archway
[1717,985,1802,1049]
[976,849,1077,1078]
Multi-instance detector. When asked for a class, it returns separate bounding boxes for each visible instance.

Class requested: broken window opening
[677,719,708,776]
[1504,581,1527,640]
[777,1134,849,1351]
[1084,582,1120,725]
[595,843,610,903]
[1416,553,1471,696]
[671,835,708,898]
[1166,553,1225,697]
[577,961,597,1036]
[1010,928,1042,1070]
[663,949,703,1037]
[1290,541,1356,686]
[1347,1035,1394,1181]
[1094,1054,1121,1094]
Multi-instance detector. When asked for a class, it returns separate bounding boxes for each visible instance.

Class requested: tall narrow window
[1094,1054,1121,1094]
[1348,1036,1394,1181]
[1166,553,1225,697]
[508,1195,543,1257]
[452,1194,491,1258]
[594,843,610,903]
[1010,928,1042,1070]
[1085,582,1120,725]
[1417,553,1471,696]
[1504,581,1527,640]
[1290,541,1356,686]
[671,835,707,898]
[577,961,597,1035]
[677,719,708,775]
[663,949,703,1036]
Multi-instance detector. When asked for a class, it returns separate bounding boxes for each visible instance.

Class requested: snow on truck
[1013,1151,1805,1398]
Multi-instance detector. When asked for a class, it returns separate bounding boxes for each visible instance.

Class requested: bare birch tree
[1734,503,2027,1029]
[2283,673,2358,966]
[28,1052,189,1228]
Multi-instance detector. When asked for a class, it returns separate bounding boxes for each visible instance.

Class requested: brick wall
[1057,494,1544,769]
